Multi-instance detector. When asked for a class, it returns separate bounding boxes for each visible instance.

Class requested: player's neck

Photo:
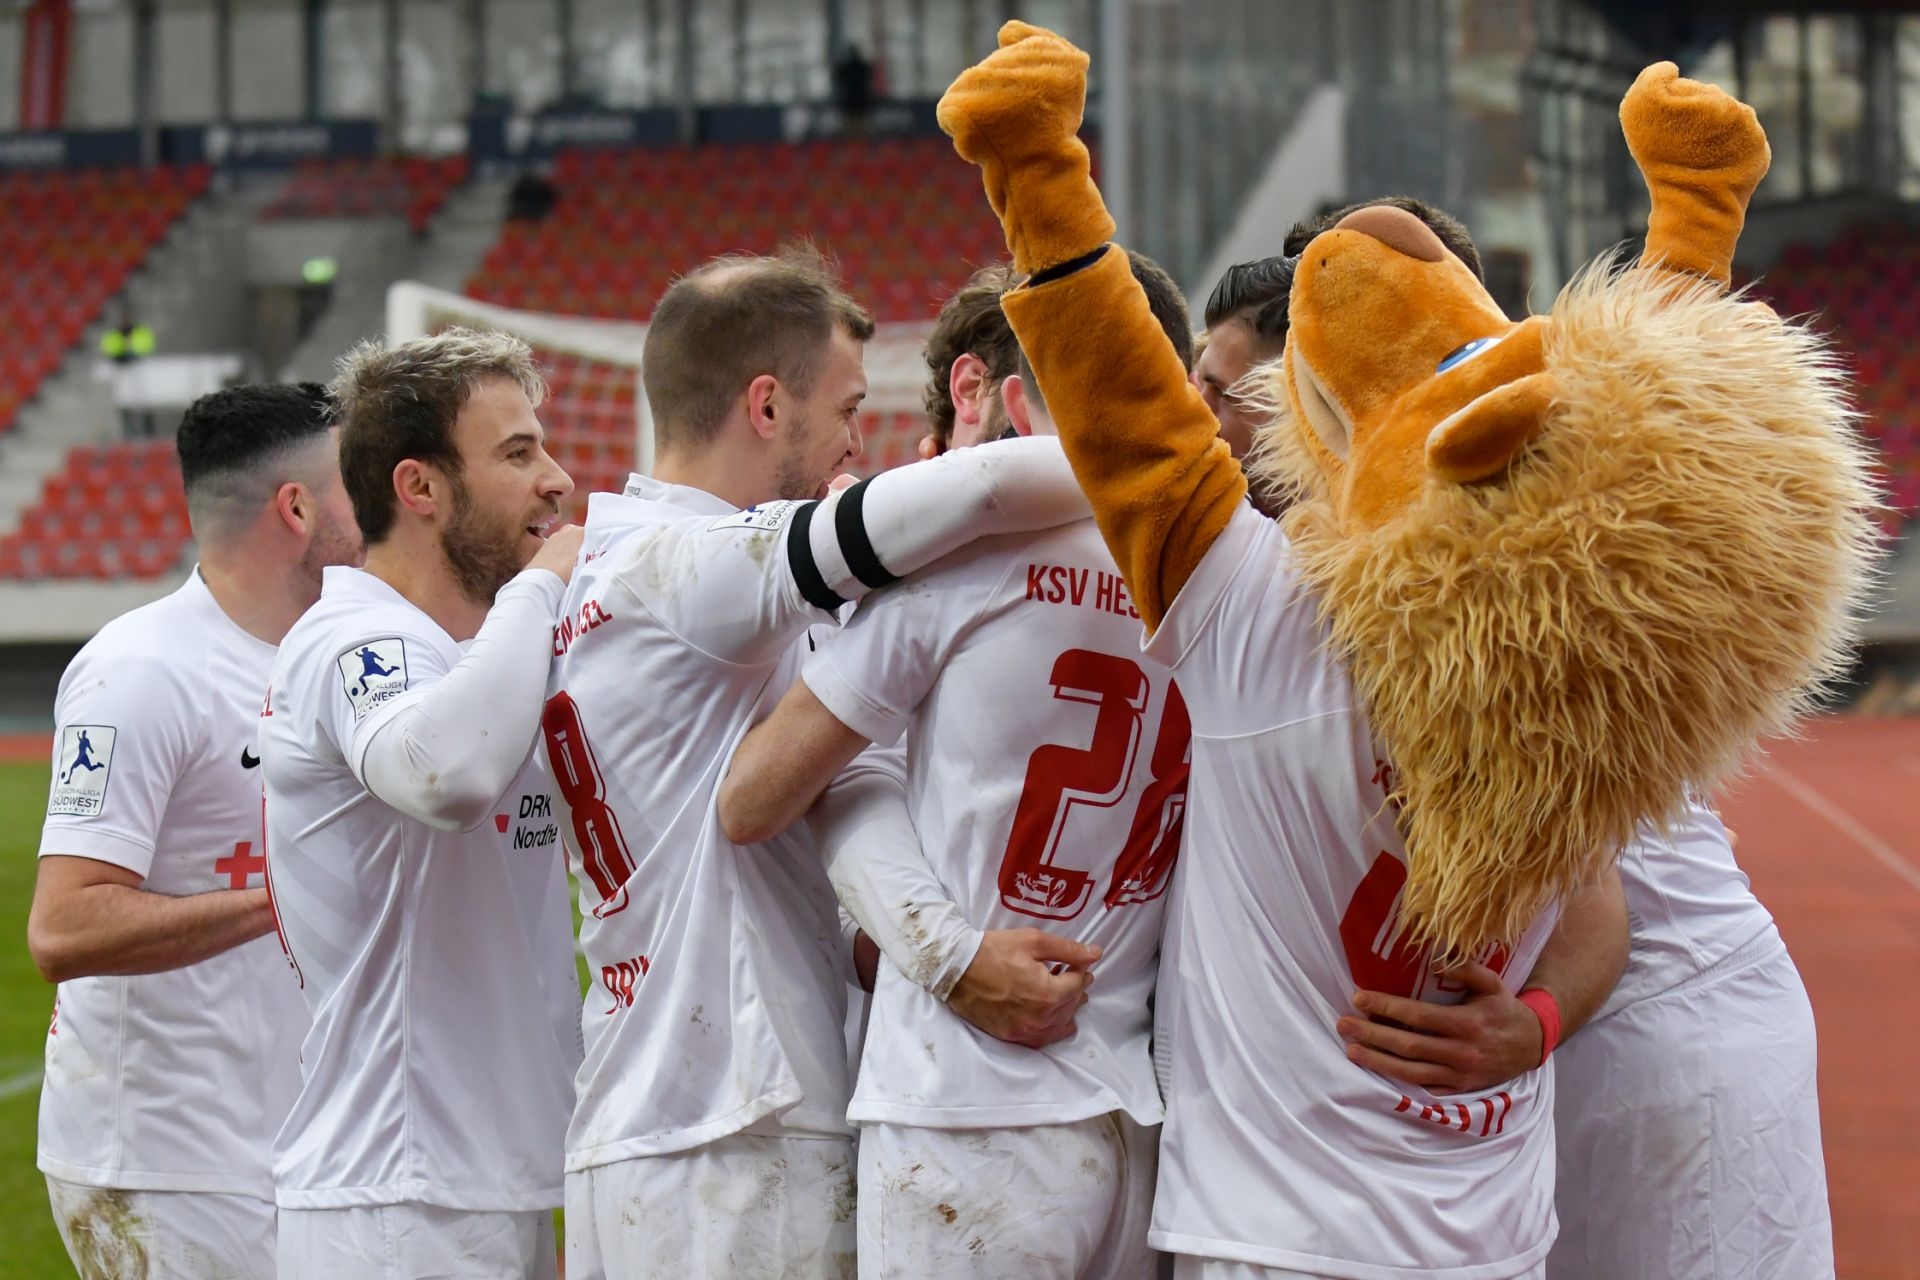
[197,544,311,646]
[652,448,776,512]
[362,534,489,643]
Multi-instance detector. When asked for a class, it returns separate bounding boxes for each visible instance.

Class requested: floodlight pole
[1099,0,1131,246]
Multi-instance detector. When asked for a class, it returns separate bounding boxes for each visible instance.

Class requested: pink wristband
[1517,988,1562,1067]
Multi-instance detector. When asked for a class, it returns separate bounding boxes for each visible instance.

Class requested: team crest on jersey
[708,501,802,534]
[337,638,409,720]
[48,725,116,817]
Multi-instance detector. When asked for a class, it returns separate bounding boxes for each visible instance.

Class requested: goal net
[386,282,936,517]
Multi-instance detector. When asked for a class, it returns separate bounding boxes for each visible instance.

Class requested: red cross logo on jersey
[216,840,267,890]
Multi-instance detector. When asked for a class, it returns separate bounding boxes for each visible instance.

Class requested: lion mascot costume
[934,21,1878,1279]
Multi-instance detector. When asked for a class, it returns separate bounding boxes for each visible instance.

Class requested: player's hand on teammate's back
[527,524,586,585]
[1336,961,1543,1095]
[948,928,1099,1049]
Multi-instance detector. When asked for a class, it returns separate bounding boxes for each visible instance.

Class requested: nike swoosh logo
[240,748,260,769]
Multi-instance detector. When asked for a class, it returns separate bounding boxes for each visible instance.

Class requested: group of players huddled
[31,148,1833,1280]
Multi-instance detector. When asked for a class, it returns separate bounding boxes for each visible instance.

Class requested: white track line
[1765,766,1920,894]
[0,1066,42,1099]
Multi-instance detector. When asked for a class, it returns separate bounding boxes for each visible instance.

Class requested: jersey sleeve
[39,647,198,878]
[320,570,564,832]
[801,547,1011,747]
[1001,245,1248,633]
[810,744,983,1001]
[615,437,1090,668]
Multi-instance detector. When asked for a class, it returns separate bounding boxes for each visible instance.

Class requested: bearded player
[263,330,584,1279]
[31,383,359,1278]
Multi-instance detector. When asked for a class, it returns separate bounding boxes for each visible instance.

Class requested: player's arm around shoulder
[30,649,273,982]
[719,678,872,846]
[340,530,582,832]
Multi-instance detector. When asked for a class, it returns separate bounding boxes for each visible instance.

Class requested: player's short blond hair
[642,244,874,453]
[331,327,547,543]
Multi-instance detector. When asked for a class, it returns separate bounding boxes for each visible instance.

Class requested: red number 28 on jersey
[999,649,1191,921]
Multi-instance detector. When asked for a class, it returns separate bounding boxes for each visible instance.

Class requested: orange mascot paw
[1620,61,1770,286]
[936,21,1116,276]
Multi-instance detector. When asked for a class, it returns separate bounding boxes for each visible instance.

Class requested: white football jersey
[1144,504,1559,1278]
[262,566,581,1211]
[1597,796,1777,1022]
[547,477,855,1173]
[36,571,306,1199]
[806,519,1178,1130]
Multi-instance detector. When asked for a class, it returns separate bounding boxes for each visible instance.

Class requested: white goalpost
[385,281,938,489]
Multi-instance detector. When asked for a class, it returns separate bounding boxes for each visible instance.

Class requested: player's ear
[1001,373,1037,438]
[390,459,438,519]
[273,480,312,538]
[746,374,781,441]
[950,353,989,428]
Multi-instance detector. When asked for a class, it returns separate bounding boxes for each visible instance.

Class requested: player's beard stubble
[772,405,831,502]
[441,474,544,604]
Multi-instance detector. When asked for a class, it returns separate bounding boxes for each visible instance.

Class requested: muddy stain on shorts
[65,1189,150,1280]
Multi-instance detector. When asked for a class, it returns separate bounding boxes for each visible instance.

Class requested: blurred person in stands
[102,304,158,438]
[261,330,583,1279]
[29,382,361,1279]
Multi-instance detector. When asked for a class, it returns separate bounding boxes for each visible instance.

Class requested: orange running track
[1717,716,1920,1280]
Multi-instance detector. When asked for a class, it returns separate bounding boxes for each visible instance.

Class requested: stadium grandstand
[0,1,1914,1276]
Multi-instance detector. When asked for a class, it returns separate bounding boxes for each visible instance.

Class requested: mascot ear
[1426,372,1560,484]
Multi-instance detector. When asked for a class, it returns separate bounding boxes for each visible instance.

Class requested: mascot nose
[1333,205,1448,264]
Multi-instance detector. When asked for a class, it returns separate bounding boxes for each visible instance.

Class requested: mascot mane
[1251,255,1881,959]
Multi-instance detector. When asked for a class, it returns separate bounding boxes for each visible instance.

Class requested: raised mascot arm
[937,22,1246,631]
[1620,61,1770,287]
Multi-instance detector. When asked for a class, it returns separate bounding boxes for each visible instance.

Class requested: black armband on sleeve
[833,477,900,592]
[785,501,846,612]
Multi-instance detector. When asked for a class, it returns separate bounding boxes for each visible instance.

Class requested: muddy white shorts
[857,1112,1158,1279]
[565,1132,857,1279]
[1549,933,1834,1279]
[275,1201,557,1279]
[1172,1261,1544,1280]
[47,1177,276,1279]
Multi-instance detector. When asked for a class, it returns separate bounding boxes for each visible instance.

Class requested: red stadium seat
[1751,222,1920,528]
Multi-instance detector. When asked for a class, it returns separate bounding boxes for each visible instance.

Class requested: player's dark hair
[332,327,547,543]
[923,263,1020,451]
[1017,250,1192,413]
[176,382,335,499]
[1203,256,1297,357]
[644,243,876,454]
[1284,195,1485,281]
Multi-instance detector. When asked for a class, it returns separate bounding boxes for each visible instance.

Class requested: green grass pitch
[0,758,590,1277]
[0,760,79,1276]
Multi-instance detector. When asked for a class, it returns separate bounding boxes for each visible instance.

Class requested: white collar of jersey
[618,472,735,517]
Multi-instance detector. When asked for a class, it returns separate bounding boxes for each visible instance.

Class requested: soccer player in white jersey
[262,330,584,1279]
[1545,799,1833,1278]
[937,28,1636,1270]
[544,246,1094,1279]
[717,250,1198,1278]
[29,383,361,1278]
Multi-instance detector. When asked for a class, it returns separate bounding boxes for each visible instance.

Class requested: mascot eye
[1436,336,1500,373]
